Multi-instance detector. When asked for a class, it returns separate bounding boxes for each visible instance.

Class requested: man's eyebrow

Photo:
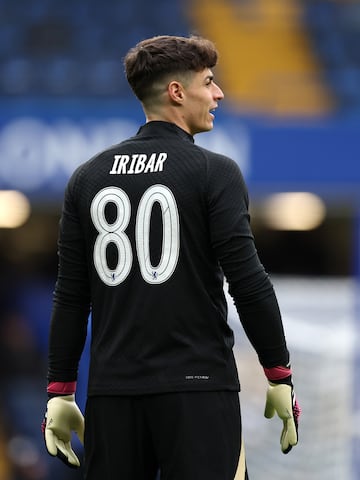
[205,74,214,82]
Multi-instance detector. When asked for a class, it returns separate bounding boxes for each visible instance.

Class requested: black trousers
[84,391,249,480]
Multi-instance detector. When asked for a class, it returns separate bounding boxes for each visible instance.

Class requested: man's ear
[168,81,185,104]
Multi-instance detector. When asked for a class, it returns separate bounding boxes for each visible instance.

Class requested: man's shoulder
[71,140,130,176]
[193,143,239,170]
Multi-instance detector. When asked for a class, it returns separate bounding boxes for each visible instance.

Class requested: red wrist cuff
[263,365,292,382]
[47,381,77,395]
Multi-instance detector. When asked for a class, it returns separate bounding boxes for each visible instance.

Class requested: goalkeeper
[42,34,300,479]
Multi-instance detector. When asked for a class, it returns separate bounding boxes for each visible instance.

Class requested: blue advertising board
[0,98,359,201]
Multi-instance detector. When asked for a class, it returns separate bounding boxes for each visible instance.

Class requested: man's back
[56,121,255,395]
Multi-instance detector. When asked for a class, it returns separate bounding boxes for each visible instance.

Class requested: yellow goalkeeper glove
[43,394,84,468]
[263,365,300,454]
[264,382,300,453]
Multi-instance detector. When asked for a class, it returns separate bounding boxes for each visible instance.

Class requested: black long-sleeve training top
[48,121,289,395]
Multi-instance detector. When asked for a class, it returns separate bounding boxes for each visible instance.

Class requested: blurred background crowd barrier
[0,0,360,478]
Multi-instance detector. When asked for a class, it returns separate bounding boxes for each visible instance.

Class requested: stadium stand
[303,0,360,112]
[0,0,190,97]
[189,0,335,116]
[1,0,360,115]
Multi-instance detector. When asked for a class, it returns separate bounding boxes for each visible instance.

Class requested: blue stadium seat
[1,58,34,94]
[44,57,84,95]
[87,59,128,96]
[328,67,360,108]
[0,24,25,59]
[304,0,360,112]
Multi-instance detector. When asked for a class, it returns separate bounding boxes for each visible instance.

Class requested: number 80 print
[90,185,180,286]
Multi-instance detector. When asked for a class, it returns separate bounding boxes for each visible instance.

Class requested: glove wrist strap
[47,381,77,396]
[264,366,292,385]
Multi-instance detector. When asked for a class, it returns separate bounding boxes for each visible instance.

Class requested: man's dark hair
[124,35,218,103]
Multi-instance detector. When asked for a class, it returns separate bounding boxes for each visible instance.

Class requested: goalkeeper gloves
[42,382,84,468]
[263,366,301,454]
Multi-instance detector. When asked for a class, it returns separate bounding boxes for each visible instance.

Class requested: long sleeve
[47,177,91,382]
[206,154,289,367]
